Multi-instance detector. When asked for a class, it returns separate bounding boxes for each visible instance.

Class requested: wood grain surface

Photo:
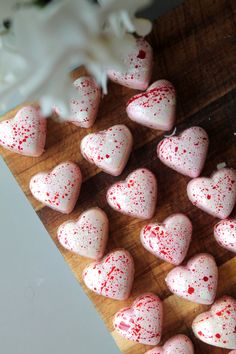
[1,0,236,353]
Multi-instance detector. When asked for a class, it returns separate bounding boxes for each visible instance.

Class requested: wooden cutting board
[1,0,236,353]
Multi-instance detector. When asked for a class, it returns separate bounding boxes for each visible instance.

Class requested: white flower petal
[133,17,152,36]
[99,0,153,36]
[0,0,18,23]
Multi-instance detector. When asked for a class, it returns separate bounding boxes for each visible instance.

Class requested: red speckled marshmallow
[113,293,163,345]
[165,253,218,305]
[192,296,236,349]
[29,161,82,214]
[187,168,236,219]
[214,218,236,253]
[107,37,153,90]
[80,124,133,176]
[0,106,46,157]
[106,168,157,219]
[140,213,192,265]
[70,76,101,128]
[145,334,194,354]
[57,207,108,260]
[126,80,176,131]
[157,126,209,177]
[83,249,134,300]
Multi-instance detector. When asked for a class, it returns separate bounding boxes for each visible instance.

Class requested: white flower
[99,0,153,36]
[0,0,17,24]
[0,0,152,117]
[0,31,28,112]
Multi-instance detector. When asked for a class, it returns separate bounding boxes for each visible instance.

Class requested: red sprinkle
[137,50,146,59]
[188,287,195,294]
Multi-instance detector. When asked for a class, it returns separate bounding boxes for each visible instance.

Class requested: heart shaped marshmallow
[70,76,101,128]
[80,124,133,176]
[145,334,194,354]
[107,37,153,90]
[157,126,209,177]
[30,161,82,214]
[107,168,157,219]
[165,253,218,305]
[214,218,236,253]
[0,106,46,157]
[126,80,176,131]
[187,168,236,219]
[192,296,236,349]
[113,293,163,345]
[140,213,192,265]
[57,207,108,260]
[83,249,134,300]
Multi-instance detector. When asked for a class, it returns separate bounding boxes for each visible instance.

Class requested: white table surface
[0,158,120,354]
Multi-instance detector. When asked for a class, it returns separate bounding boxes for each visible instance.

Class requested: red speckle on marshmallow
[145,334,194,354]
[57,207,108,260]
[165,253,218,305]
[187,168,236,219]
[107,168,157,219]
[107,38,153,90]
[81,124,133,176]
[0,106,46,157]
[113,293,163,345]
[214,218,236,253]
[140,213,192,265]
[29,161,82,214]
[127,80,176,131]
[83,249,134,300]
[157,126,209,177]
[69,76,101,128]
[192,296,236,349]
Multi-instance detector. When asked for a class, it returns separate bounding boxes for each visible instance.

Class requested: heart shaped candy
[107,168,157,219]
[107,37,153,90]
[80,124,133,176]
[187,168,236,219]
[30,161,82,214]
[57,207,108,260]
[192,296,236,349]
[0,106,46,157]
[214,218,236,253]
[145,334,194,354]
[126,80,176,131]
[229,351,236,353]
[70,76,101,128]
[140,214,192,265]
[83,249,134,300]
[157,126,209,177]
[165,253,218,305]
[113,293,163,345]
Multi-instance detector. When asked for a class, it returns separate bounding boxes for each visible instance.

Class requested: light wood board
[1,0,236,353]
